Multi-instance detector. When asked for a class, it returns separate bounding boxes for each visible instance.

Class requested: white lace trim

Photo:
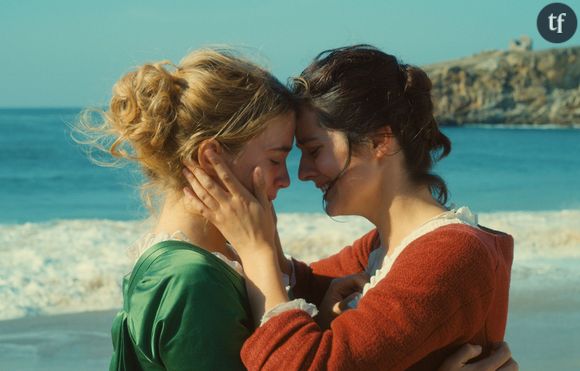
[128,231,297,291]
[128,231,244,276]
[260,299,319,326]
[349,206,478,308]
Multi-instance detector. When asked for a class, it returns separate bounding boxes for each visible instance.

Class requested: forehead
[252,111,296,148]
[295,108,327,144]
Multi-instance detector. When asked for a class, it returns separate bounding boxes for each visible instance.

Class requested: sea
[2,108,580,223]
[0,108,579,370]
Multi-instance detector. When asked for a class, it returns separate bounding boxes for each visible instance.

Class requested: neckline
[137,239,244,280]
[129,230,243,275]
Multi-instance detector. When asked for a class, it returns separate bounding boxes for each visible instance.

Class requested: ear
[197,139,225,175]
[371,126,396,159]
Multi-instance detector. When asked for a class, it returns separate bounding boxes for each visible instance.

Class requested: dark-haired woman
[183,45,516,370]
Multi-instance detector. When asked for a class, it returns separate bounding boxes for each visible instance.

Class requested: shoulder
[123,242,251,370]
[395,224,513,284]
[146,241,240,285]
[352,228,381,253]
[125,241,251,334]
[128,242,246,311]
[412,223,512,257]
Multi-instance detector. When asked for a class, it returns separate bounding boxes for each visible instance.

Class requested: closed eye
[309,146,321,157]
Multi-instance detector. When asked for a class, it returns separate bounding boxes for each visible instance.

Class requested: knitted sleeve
[291,229,379,305]
[241,226,504,371]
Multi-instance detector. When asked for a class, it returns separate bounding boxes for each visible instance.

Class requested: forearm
[240,246,289,325]
[274,230,292,277]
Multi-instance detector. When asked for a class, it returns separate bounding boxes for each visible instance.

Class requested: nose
[298,155,316,182]
[276,164,291,189]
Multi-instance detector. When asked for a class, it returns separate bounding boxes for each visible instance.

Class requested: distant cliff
[423,46,580,125]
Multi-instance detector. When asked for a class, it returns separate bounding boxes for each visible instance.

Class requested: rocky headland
[423,43,579,125]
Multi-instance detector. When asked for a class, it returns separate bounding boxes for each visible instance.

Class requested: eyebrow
[296,137,319,147]
[267,145,293,153]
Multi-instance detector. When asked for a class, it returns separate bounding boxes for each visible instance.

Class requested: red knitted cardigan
[241,224,514,371]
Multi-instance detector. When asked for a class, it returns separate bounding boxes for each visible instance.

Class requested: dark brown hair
[292,44,451,205]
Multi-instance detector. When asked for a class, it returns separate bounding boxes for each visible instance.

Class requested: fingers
[337,292,361,313]
[350,272,370,289]
[184,164,230,204]
[337,272,370,294]
[205,149,250,197]
[438,344,482,371]
[473,342,512,370]
[457,342,513,371]
[497,358,518,371]
[253,167,269,206]
[182,168,220,211]
[454,343,483,366]
[183,187,212,218]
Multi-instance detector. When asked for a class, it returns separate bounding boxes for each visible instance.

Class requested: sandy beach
[1,286,578,370]
[1,210,579,370]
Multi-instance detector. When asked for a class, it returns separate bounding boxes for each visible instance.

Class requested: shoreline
[1,209,579,369]
[1,209,580,321]
[2,206,580,226]
[1,298,578,371]
[2,108,579,129]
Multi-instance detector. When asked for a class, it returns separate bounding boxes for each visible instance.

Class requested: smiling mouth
[317,182,335,200]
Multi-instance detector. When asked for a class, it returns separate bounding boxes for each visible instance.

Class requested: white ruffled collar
[128,231,244,276]
[350,205,478,308]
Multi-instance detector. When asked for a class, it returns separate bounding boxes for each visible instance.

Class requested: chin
[324,199,344,216]
[325,196,361,217]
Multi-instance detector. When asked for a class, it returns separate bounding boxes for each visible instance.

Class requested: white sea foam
[1,210,579,321]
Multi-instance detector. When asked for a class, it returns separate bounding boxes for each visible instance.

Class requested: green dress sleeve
[111,241,253,371]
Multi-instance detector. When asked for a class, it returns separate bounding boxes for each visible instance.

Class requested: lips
[315,182,330,192]
[315,182,335,202]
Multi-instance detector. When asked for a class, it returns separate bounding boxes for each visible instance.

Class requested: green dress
[109,240,253,370]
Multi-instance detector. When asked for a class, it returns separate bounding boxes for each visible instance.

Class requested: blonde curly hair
[75,48,295,210]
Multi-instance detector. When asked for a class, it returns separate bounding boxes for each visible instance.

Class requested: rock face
[423,46,580,125]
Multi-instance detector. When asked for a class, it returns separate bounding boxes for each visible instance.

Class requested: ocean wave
[1,210,579,321]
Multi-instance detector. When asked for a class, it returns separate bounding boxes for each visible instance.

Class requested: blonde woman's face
[231,111,296,201]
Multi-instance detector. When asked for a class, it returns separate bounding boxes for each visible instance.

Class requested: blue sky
[1,0,578,107]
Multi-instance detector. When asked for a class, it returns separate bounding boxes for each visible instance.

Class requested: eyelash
[270,159,280,165]
[309,147,321,157]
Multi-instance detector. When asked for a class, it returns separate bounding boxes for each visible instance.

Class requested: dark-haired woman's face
[296,108,381,217]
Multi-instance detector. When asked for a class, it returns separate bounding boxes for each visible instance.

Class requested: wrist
[237,240,277,262]
[240,247,289,324]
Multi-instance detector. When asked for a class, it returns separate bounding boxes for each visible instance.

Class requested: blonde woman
[79,49,296,370]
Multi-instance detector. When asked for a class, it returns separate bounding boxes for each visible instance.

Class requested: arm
[292,229,378,305]
[439,343,519,371]
[241,230,499,370]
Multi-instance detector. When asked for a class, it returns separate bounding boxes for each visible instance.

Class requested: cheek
[230,160,254,192]
[268,165,284,185]
[315,153,344,178]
